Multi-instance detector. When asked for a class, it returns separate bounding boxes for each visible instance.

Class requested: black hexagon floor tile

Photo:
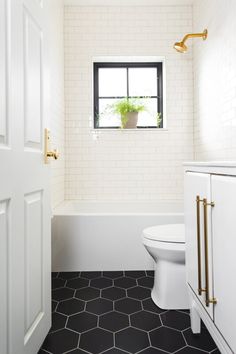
[115,327,149,353]
[57,298,85,315]
[86,298,113,315]
[75,287,100,301]
[130,310,161,331]
[103,271,124,279]
[114,277,136,289]
[138,347,169,354]
[52,277,66,290]
[183,327,217,352]
[161,310,191,331]
[39,271,218,354]
[52,272,59,278]
[102,349,128,354]
[142,298,166,314]
[52,287,74,301]
[79,328,113,353]
[52,300,58,312]
[90,277,113,289]
[50,312,67,333]
[174,347,208,353]
[137,277,154,289]
[115,297,142,314]
[101,287,126,301]
[58,272,80,280]
[66,349,89,354]
[150,326,186,353]
[67,277,89,289]
[80,271,102,279]
[99,311,129,332]
[127,286,150,300]
[179,309,190,314]
[42,328,79,354]
[67,312,97,333]
[125,271,146,278]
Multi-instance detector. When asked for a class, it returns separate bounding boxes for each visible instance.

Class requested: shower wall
[64,4,194,202]
[193,0,236,160]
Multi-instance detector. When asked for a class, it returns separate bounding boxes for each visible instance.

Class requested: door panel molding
[0,199,10,354]
[24,191,44,343]
[0,0,10,147]
[23,9,43,151]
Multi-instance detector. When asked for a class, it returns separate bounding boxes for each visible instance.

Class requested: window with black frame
[93,62,163,129]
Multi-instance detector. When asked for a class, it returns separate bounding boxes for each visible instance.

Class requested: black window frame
[93,62,163,129]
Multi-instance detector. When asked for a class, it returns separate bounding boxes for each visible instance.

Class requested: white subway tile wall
[49,0,65,208]
[64,5,194,202]
[193,0,236,160]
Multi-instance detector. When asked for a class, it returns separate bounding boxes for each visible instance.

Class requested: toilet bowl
[142,223,189,310]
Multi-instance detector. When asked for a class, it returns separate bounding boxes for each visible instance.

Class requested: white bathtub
[52,201,184,272]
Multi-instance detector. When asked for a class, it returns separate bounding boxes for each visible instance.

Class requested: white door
[211,175,236,353]
[0,0,51,353]
[184,172,214,319]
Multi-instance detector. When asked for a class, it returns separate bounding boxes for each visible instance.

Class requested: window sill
[91,128,168,132]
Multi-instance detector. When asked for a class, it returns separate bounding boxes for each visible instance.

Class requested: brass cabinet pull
[196,196,203,295]
[203,198,217,307]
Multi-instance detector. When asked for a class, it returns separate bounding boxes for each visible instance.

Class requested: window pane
[98,68,127,97]
[97,99,122,127]
[137,98,160,127]
[129,68,157,97]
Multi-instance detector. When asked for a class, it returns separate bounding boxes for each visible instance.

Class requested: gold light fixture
[174,29,208,53]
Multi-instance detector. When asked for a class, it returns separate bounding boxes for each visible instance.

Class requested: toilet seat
[143,224,185,244]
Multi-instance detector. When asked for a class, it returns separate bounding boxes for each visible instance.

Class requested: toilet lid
[143,224,185,243]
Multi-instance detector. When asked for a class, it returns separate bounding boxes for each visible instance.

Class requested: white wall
[47,0,65,208]
[64,5,194,202]
[193,0,236,160]
[48,0,236,206]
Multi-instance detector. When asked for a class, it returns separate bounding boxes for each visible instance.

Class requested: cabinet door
[212,175,236,352]
[184,172,214,319]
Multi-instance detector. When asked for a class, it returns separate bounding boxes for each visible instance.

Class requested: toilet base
[151,259,189,310]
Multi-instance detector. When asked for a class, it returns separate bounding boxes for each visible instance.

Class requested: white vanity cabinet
[184,163,236,354]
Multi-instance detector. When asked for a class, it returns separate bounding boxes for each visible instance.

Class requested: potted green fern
[109,98,146,129]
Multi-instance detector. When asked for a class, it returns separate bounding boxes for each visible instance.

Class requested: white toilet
[142,223,189,310]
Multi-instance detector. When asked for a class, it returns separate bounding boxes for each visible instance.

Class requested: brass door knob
[44,129,59,164]
[47,149,59,160]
